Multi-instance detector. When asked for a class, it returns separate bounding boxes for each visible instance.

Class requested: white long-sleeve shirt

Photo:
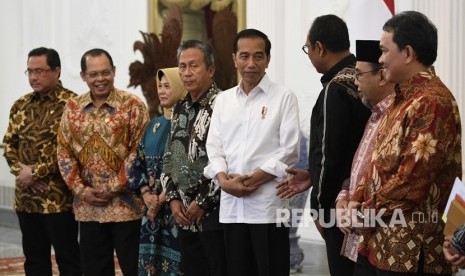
[204,74,300,223]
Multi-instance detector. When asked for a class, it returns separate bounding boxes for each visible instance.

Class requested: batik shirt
[3,84,76,213]
[336,93,394,262]
[352,67,462,273]
[163,83,221,232]
[57,88,149,222]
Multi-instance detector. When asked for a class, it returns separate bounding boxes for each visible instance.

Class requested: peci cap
[356,40,381,64]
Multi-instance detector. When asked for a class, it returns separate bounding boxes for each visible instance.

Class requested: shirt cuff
[11,164,21,176]
[74,184,87,199]
[203,158,228,179]
[166,190,181,203]
[260,158,288,182]
[195,195,209,211]
[335,190,349,204]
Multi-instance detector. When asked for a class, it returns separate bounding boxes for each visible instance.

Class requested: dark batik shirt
[3,84,76,213]
[162,83,221,231]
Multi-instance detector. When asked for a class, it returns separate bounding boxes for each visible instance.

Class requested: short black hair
[80,48,114,72]
[177,40,215,68]
[28,47,61,75]
[233,28,271,56]
[383,10,437,66]
[308,14,350,53]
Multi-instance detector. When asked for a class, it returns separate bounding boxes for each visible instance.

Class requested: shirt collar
[82,88,118,112]
[236,73,270,97]
[321,54,356,85]
[395,66,436,99]
[184,82,219,108]
[372,93,394,115]
[31,82,63,101]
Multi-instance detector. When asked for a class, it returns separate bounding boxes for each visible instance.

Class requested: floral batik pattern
[57,88,149,222]
[352,67,462,274]
[128,117,183,275]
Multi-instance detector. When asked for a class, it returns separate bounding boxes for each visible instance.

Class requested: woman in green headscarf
[129,67,187,275]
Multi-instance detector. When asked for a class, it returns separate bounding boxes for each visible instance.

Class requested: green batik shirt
[162,83,221,231]
[3,83,76,213]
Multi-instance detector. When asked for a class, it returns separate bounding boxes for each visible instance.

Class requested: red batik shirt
[352,67,462,274]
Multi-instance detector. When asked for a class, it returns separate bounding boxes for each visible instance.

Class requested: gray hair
[177,40,215,68]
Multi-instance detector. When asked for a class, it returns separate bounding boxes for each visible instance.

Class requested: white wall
[0,0,148,139]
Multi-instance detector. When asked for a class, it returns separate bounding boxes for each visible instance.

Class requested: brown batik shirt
[3,84,76,213]
[352,67,462,274]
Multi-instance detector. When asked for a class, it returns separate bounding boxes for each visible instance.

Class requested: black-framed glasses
[24,68,52,77]
[302,44,309,54]
[355,69,379,80]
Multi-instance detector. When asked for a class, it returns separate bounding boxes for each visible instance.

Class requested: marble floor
[0,224,330,275]
[0,225,22,259]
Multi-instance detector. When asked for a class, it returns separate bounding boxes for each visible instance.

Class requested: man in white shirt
[204,28,300,276]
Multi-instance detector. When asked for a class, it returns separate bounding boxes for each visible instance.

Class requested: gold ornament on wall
[129,0,244,118]
[128,5,183,118]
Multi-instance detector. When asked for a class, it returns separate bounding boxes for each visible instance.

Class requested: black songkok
[356,40,381,63]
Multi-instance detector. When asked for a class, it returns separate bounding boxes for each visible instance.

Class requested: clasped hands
[335,200,374,235]
[143,191,166,222]
[16,162,47,194]
[219,173,259,198]
[170,200,205,227]
[141,175,166,222]
[82,187,114,207]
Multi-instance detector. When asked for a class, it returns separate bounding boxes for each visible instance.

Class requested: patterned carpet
[0,257,27,276]
[0,256,122,275]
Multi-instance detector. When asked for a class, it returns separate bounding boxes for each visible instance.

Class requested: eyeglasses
[85,69,113,79]
[302,44,309,54]
[24,68,52,77]
[355,69,379,80]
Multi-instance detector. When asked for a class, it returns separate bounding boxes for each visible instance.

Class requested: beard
[361,96,372,109]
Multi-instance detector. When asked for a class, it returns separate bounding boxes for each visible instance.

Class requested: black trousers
[354,251,450,276]
[178,228,227,276]
[223,223,290,276]
[16,211,81,276]
[79,219,141,276]
[323,224,355,276]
